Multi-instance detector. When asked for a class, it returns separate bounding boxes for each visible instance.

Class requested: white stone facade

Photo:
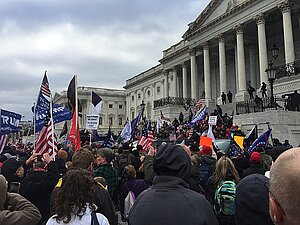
[124,0,300,120]
[53,87,126,135]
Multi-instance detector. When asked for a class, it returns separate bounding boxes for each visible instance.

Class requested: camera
[37,155,43,162]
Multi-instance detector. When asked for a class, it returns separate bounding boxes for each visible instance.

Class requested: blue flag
[92,129,101,142]
[248,129,272,154]
[103,127,115,148]
[190,105,207,124]
[131,110,143,137]
[34,103,72,133]
[0,109,22,135]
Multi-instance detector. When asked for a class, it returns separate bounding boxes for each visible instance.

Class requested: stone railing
[154,97,196,108]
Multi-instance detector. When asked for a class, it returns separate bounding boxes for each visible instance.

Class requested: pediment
[183,0,249,39]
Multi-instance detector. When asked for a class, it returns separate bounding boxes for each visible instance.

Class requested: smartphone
[37,155,43,162]
[9,182,21,193]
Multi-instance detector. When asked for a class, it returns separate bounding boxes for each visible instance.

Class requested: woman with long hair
[46,170,109,225]
[120,165,149,222]
[209,156,240,225]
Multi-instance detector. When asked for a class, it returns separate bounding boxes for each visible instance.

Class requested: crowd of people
[0,105,299,225]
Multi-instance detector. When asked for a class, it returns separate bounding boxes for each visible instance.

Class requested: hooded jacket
[235,174,274,225]
[128,144,218,225]
[0,174,41,225]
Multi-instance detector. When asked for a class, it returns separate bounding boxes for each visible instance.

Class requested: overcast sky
[0,0,210,120]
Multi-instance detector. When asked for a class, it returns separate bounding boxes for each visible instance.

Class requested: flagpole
[50,93,55,155]
[33,102,36,153]
[75,75,78,141]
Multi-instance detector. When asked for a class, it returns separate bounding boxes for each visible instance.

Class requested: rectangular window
[138,93,141,99]
[119,105,122,109]
[109,117,113,126]
[157,86,160,93]
[132,96,134,101]
[99,117,103,126]
[119,118,123,126]
[109,104,113,109]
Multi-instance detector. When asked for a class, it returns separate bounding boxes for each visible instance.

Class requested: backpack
[123,181,138,219]
[198,162,210,190]
[124,191,136,219]
[214,180,236,216]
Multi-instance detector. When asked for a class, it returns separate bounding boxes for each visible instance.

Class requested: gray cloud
[0,0,210,119]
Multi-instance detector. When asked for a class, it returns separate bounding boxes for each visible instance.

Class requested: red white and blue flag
[137,122,154,152]
[0,134,8,154]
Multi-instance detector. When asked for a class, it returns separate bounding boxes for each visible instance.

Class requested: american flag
[137,122,154,151]
[0,134,8,154]
[40,71,51,100]
[35,120,58,158]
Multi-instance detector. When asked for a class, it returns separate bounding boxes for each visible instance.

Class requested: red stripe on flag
[35,121,58,158]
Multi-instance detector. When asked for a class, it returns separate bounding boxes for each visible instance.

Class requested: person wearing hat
[1,158,24,190]
[196,145,216,195]
[241,151,266,178]
[0,174,41,225]
[94,148,118,199]
[128,144,218,225]
[235,174,274,225]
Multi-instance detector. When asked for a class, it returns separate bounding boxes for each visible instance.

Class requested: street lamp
[265,62,277,107]
[271,44,279,60]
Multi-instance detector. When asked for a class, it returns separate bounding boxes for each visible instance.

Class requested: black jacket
[20,161,59,225]
[129,176,218,225]
[129,144,218,225]
[241,163,266,179]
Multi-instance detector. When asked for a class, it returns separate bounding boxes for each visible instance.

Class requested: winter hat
[1,158,22,181]
[97,148,114,163]
[250,152,261,164]
[200,145,212,156]
[235,174,274,225]
[153,144,191,183]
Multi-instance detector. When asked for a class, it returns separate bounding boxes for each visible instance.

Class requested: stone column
[172,67,178,97]
[279,1,295,64]
[234,24,247,92]
[152,83,156,100]
[190,49,197,99]
[218,34,227,96]
[254,13,268,86]
[249,44,258,88]
[182,62,188,98]
[164,71,169,98]
[203,43,212,99]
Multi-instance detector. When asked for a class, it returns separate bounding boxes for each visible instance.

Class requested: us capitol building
[54,0,300,145]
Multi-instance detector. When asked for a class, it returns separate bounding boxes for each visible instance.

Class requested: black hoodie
[129,144,218,225]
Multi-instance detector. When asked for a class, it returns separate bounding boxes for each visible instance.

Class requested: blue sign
[0,109,22,135]
[34,103,72,133]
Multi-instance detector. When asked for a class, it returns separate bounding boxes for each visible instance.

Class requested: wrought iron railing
[275,60,300,79]
[236,97,286,115]
[154,97,196,108]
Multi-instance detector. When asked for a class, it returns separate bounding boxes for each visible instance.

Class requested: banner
[35,103,72,132]
[86,115,99,130]
[199,136,212,148]
[0,109,22,135]
[208,116,217,125]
